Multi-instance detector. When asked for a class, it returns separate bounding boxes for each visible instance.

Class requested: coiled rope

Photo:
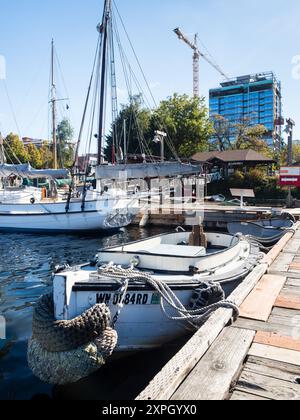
[98,264,239,329]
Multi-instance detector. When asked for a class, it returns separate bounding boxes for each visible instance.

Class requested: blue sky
[1,0,300,149]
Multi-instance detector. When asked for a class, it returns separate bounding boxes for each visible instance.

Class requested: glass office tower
[209,72,283,150]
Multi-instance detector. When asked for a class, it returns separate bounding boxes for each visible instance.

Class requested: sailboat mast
[0,132,6,164]
[97,0,111,165]
[51,39,58,169]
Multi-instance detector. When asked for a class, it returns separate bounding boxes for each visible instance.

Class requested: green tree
[105,94,213,161]
[210,114,234,151]
[104,95,152,162]
[152,94,213,158]
[56,118,75,168]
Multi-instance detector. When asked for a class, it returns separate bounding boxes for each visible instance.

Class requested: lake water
[0,227,185,400]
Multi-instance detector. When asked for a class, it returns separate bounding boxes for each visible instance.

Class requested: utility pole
[51,39,57,169]
[286,118,295,208]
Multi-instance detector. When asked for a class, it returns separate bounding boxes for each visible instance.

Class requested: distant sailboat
[0,36,139,233]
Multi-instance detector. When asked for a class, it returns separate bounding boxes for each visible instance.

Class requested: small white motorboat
[52,230,261,352]
[227,217,296,247]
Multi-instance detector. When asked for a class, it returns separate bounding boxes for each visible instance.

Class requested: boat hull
[53,233,260,351]
[54,273,240,352]
[0,196,139,233]
[227,220,294,247]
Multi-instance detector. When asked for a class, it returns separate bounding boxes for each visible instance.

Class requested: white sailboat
[0,32,140,233]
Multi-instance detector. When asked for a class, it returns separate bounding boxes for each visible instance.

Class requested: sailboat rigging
[0,13,140,233]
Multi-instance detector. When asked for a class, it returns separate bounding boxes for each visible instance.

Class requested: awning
[0,163,69,179]
[96,162,203,180]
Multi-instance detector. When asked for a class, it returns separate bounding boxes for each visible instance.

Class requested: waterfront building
[209,72,283,150]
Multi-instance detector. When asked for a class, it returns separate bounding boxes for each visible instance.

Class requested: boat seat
[136,244,206,257]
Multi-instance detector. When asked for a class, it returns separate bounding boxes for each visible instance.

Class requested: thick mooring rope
[98,264,239,329]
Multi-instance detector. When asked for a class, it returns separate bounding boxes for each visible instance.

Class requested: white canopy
[96,162,202,180]
[0,164,69,179]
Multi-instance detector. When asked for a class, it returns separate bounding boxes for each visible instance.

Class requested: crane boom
[174,27,230,97]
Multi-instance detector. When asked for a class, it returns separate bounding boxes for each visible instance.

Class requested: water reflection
[0,226,174,400]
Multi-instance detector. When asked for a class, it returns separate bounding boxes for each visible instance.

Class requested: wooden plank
[268,271,300,280]
[233,318,300,340]
[239,275,286,321]
[246,356,300,382]
[230,391,270,401]
[262,232,295,267]
[236,370,300,400]
[284,238,300,254]
[228,263,269,306]
[171,328,255,401]
[271,306,300,318]
[137,308,234,400]
[280,285,300,297]
[269,253,295,273]
[289,263,300,273]
[254,331,300,352]
[275,295,300,310]
[136,264,268,401]
[287,277,300,286]
[248,343,300,366]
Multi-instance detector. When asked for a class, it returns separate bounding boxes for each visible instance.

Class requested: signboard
[230,189,255,198]
[230,189,255,209]
[280,167,300,187]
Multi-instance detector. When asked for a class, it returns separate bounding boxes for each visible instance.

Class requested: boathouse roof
[192,149,275,164]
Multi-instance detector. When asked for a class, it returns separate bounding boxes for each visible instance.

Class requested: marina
[1,0,300,404]
[136,224,300,401]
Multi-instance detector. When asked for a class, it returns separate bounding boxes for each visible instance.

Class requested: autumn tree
[3,133,28,163]
[3,134,53,169]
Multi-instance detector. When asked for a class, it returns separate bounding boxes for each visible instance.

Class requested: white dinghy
[52,231,261,352]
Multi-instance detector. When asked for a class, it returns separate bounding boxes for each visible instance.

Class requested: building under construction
[209,72,283,151]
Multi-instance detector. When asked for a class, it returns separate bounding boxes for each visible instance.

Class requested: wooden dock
[136,224,300,401]
[134,205,300,229]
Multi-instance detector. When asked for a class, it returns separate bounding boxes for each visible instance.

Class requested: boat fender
[189,281,225,310]
[27,294,118,385]
[32,294,112,352]
[27,327,117,386]
[30,197,35,204]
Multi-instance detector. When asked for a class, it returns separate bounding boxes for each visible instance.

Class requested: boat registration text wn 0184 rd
[96,292,160,306]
